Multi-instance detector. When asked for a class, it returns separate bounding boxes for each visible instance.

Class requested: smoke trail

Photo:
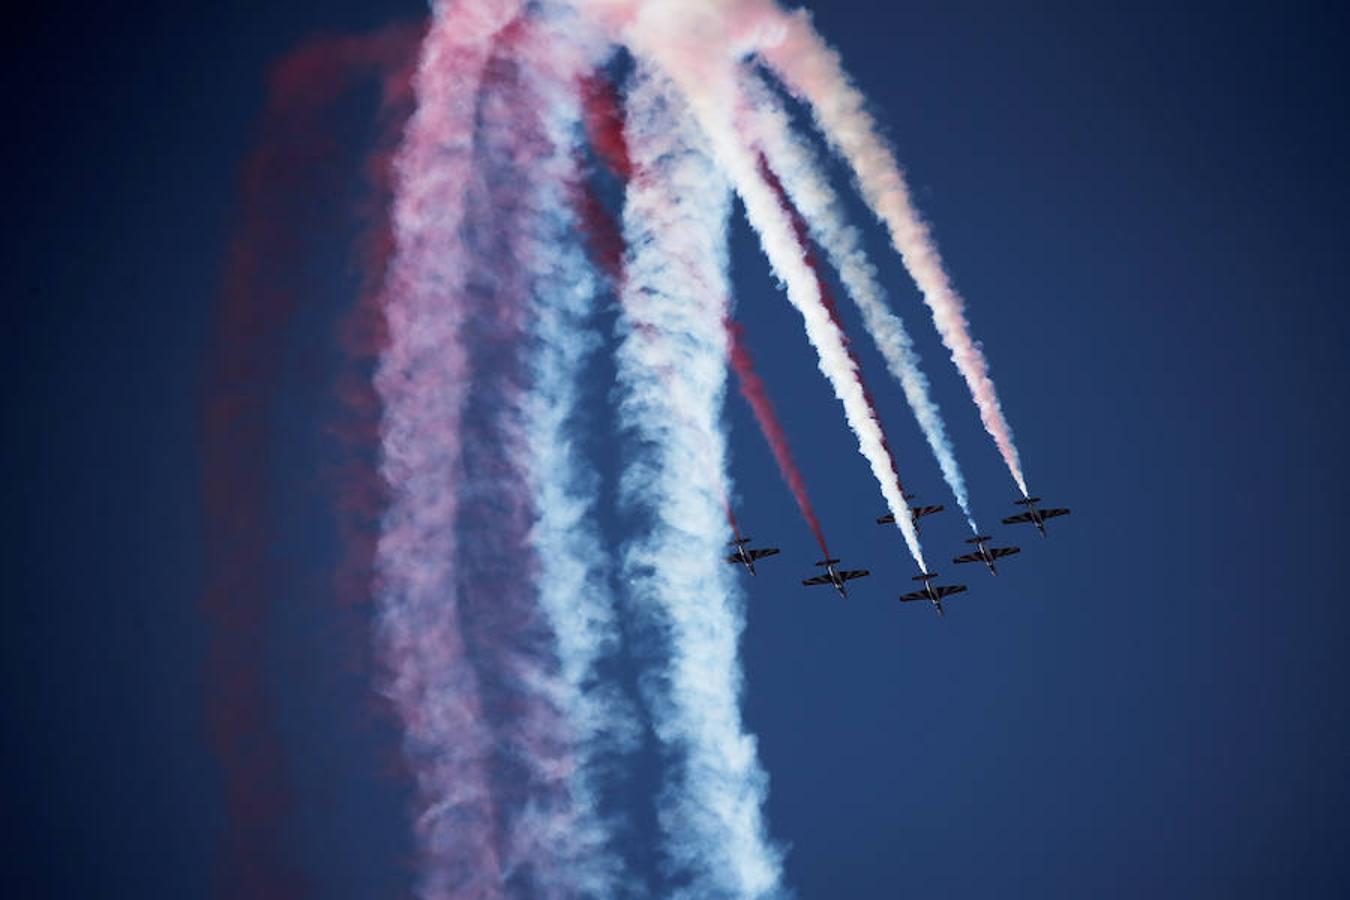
[454,8,633,894]
[373,2,520,895]
[609,3,928,571]
[744,76,979,531]
[581,72,633,181]
[205,26,424,897]
[757,155,925,548]
[577,68,832,560]
[614,65,783,898]
[726,318,831,556]
[759,10,1029,497]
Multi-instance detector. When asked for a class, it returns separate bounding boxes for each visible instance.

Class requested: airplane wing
[1002,512,1035,525]
[748,548,780,560]
[914,504,943,518]
[801,575,833,586]
[935,585,967,598]
[990,547,1021,559]
[952,552,982,564]
[875,514,896,525]
[898,591,926,602]
[1042,508,1071,519]
[724,554,743,564]
[840,569,870,581]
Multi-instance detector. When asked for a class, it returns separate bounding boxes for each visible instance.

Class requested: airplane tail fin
[815,558,841,567]
[965,535,992,544]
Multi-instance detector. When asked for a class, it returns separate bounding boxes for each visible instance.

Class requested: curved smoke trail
[373,2,520,895]
[482,5,636,892]
[615,65,784,897]
[206,26,424,897]
[608,1,928,571]
[759,9,1030,498]
[744,77,979,531]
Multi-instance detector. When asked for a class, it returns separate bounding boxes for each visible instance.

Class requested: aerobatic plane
[876,493,944,531]
[725,537,780,576]
[1001,496,1071,536]
[801,558,870,598]
[952,535,1021,575]
[899,572,968,617]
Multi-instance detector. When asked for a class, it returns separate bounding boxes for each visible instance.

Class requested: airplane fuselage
[731,545,757,575]
[915,579,945,616]
[823,563,849,598]
[971,540,999,574]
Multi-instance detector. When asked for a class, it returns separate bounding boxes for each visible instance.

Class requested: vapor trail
[481,7,634,892]
[726,318,831,556]
[609,2,928,570]
[744,77,979,530]
[614,65,783,898]
[579,68,831,559]
[374,2,520,895]
[760,10,1030,497]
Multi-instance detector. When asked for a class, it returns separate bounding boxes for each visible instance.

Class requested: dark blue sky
[4,2,1348,897]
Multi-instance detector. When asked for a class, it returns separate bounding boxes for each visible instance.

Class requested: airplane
[952,535,1021,575]
[725,537,780,575]
[801,558,870,598]
[876,493,945,531]
[899,572,968,617]
[1001,496,1071,536]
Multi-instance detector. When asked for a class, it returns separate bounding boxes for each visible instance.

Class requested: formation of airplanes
[726,496,1071,618]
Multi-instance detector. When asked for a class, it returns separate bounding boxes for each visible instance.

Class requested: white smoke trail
[606,1,928,570]
[494,6,636,894]
[614,65,783,898]
[373,2,519,896]
[759,10,1031,497]
[742,75,979,532]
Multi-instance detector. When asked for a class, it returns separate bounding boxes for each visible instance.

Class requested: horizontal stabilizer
[728,537,751,546]
[966,535,992,544]
[815,558,841,567]
[913,572,939,581]
[1014,497,1042,506]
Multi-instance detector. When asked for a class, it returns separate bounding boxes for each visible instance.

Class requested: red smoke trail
[327,26,423,613]
[725,319,830,556]
[581,74,633,182]
[725,503,743,541]
[578,73,831,556]
[326,23,424,797]
[202,25,420,898]
[758,154,910,501]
